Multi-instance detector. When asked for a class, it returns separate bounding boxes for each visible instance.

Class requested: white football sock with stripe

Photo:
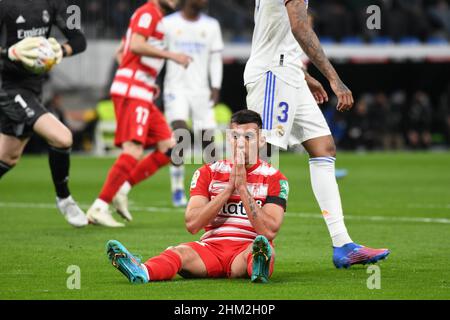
[309,157,352,247]
[170,165,185,192]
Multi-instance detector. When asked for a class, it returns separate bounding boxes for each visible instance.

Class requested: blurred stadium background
[23,0,450,154]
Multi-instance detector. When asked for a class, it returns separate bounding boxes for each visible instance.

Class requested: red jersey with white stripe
[190,159,289,243]
[110,2,165,103]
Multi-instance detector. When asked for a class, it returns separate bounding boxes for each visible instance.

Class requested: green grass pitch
[0,152,449,300]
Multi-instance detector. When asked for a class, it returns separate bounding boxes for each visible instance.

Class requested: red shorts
[182,239,275,278]
[112,96,172,148]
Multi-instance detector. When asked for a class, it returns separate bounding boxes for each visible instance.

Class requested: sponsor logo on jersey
[220,200,263,217]
[17,27,49,39]
[16,15,26,24]
[190,170,201,189]
[174,41,206,55]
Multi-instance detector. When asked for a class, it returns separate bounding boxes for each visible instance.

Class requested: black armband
[61,45,68,57]
[266,196,287,211]
[65,32,87,56]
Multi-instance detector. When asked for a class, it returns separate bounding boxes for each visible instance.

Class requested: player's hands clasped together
[228,148,247,194]
[330,78,354,112]
[7,37,41,67]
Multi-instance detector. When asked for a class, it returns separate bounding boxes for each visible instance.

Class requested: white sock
[93,198,108,211]
[140,264,150,280]
[309,157,352,247]
[170,165,185,192]
[118,181,132,195]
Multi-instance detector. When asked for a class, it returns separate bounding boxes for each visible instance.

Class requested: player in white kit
[245,0,390,268]
[163,0,224,207]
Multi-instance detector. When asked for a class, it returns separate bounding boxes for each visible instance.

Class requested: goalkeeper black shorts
[0,88,48,138]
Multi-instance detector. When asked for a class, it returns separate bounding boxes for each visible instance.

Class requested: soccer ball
[24,38,57,75]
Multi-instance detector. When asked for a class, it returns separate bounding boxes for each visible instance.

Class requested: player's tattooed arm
[185,188,234,235]
[237,185,284,241]
[286,0,354,111]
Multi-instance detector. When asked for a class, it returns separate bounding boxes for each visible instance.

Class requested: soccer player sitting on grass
[106,110,289,283]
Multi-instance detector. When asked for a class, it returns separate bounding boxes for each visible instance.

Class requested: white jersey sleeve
[210,20,224,53]
[209,20,224,89]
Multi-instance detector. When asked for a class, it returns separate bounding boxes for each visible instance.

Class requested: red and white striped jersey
[110,2,165,103]
[190,159,289,243]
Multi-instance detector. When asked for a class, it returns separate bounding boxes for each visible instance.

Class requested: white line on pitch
[0,201,449,224]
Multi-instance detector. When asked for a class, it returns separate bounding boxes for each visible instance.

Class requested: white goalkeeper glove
[8,37,41,67]
[48,38,63,64]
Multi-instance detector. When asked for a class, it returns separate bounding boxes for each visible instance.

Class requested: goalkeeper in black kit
[0,0,88,227]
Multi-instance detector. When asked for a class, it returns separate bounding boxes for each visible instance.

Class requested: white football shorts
[246,71,331,150]
[164,91,216,130]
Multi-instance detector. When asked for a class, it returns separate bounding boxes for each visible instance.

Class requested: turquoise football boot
[106,240,149,284]
[251,235,272,283]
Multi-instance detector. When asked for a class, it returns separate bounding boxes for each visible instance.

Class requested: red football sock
[128,151,171,186]
[246,252,275,278]
[144,250,182,281]
[99,153,138,203]
[246,253,253,276]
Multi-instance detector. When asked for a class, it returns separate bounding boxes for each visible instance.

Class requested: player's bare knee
[50,128,73,149]
[324,142,337,157]
[122,141,144,160]
[170,246,193,266]
[0,153,21,166]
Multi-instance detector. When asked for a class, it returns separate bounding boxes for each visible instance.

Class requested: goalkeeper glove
[7,37,41,67]
[48,38,63,64]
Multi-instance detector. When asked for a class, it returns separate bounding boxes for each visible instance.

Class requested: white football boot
[112,182,133,222]
[56,196,89,228]
[87,199,125,228]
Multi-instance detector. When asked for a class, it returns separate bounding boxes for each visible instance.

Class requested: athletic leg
[169,120,188,207]
[0,133,29,178]
[296,85,389,268]
[144,245,208,281]
[87,141,141,227]
[229,237,275,283]
[33,112,88,227]
[302,135,353,247]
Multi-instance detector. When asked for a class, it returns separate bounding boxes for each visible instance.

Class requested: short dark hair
[230,110,263,129]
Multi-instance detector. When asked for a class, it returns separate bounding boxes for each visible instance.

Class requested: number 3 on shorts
[277,102,289,124]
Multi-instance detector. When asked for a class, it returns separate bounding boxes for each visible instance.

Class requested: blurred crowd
[324,87,450,151]
[77,0,450,43]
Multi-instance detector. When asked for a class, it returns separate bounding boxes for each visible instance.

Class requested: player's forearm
[130,40,172,61]
[237,186,278,240]
[209,52,223,89]
[286,0,339,82]
[185,189,233,234]
[63,32,87,57]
